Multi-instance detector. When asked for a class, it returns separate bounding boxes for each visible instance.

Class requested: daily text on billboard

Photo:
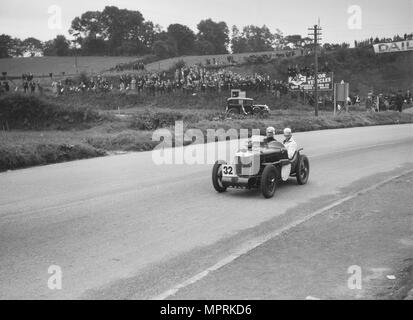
[373,40,413,54]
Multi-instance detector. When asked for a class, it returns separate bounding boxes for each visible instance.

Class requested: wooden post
[314,25,319,116]
[308,24,322,116]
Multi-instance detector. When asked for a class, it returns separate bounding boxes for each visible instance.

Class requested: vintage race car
[212,138,310,198]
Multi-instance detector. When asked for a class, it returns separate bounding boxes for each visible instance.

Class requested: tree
[70,11,104,40]
[231,25,275,53]
[231,26,250,53]
[0,35,25,58]
[194,40,215,55]
[0,34,13,58]
[153,40,177,59]
[301,37,313,49]
[80,37,107,55]
[273,28,284,50]
[167,24,196,55]
[43,35,70,56]
[22,37,43,57]
[284,34,304,49]
[101,6,146,54]
[197,19,229,54]
[70,6,157,55]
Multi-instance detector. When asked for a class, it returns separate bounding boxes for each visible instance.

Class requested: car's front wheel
[212,161,227,193]
[296,155,310,185]
[261,165,277,198]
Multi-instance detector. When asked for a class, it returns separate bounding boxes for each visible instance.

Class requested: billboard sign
[373,40,413,54]
[288,72,334,91]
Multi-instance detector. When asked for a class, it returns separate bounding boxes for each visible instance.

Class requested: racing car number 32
[222,165,235,176]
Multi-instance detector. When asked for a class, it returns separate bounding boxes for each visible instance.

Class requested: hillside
[230,47,413,96]
[0,56,141,77]
[143,50,281,72]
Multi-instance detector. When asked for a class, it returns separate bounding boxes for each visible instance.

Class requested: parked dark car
[226,98,270,116]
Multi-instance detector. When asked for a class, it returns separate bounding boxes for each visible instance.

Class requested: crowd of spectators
[48,65,290,98]
[355,33,413,48]
[0,73,43,95]
[51,75,113,96]
[287,63,331,78]
[21,73,37,94]
[367,90,412,112]
[114,61,146,72]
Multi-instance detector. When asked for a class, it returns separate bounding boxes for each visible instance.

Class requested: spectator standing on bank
[131,77,136,91]
[3,81,10,92]
[406,90,412,105]
[395,90,404,113]
[30,81,36,93]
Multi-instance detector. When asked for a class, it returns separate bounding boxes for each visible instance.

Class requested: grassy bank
[1,109,412,172]
[1,94,412,172]
[0,131,106,172]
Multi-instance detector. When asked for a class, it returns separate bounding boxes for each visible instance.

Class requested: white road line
[152,169,413,300]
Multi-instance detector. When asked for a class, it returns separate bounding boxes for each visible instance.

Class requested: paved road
[0,124,412,299]
[171,172,413,300]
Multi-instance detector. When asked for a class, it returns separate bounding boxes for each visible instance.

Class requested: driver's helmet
[266,127,276,137]
[283,128,293,140]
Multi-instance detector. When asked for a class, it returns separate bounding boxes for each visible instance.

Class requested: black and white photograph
[0,0,412,306]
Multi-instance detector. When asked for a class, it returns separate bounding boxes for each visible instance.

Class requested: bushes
[85,131,158,152]
[0,143,105,172]
[130,109,201,131]
[0,94,101,130]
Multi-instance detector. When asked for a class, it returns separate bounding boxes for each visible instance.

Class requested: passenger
[283,128,297,159]
[264,127,276,143]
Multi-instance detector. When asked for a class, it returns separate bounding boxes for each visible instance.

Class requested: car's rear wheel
[227,108,239,115]
[212,161,227,193]
[261,165,277,198]
[253,107,261,115]
[296,155,310,185]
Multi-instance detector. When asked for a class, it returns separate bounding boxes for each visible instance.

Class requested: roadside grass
[1,108,412,172]
[0,94,106,130]
[1,92,412,172]
[0,131,105,172]
[50,91,305,112]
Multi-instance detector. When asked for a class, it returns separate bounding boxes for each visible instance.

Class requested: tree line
[0,5,346,59]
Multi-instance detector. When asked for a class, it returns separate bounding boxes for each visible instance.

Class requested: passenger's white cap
[283,128,292,136]
[266,127,275,134]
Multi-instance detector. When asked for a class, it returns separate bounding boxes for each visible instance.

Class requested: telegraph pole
[72,32,81,74]
[308,24,322,116]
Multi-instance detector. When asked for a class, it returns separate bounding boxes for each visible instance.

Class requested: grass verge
[1,110,412,172]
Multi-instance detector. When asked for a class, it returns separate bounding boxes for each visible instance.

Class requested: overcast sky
[0,0,411,44]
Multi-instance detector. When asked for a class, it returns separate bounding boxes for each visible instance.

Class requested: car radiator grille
[235,156,254,176]
[235,157,242,175]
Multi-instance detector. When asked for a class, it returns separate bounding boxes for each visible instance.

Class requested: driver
[283,128,297,159]
[264,127,276,143]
